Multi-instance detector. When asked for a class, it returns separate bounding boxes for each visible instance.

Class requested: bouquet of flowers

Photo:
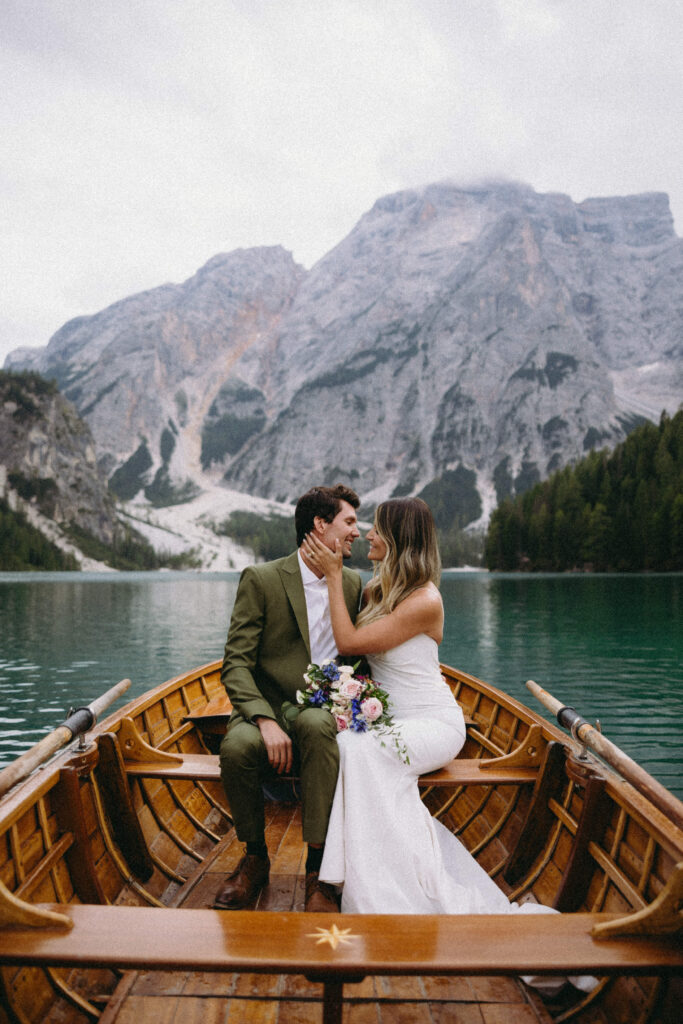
[296,660,408,762]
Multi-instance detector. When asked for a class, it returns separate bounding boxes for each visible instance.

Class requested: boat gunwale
[93,659,683,856]
[0,761,65,828]
[442,664,683,852]
[93,659,223,736]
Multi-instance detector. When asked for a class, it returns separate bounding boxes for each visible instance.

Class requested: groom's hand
[254,717,293,774]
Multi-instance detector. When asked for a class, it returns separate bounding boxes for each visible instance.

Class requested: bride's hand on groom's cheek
[304,533,342,574]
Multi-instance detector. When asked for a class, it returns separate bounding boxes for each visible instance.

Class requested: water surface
[0,571,680,797]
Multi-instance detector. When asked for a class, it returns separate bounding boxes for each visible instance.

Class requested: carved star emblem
[307,924,358,950]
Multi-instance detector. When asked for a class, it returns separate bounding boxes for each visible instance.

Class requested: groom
[215,484,363,912]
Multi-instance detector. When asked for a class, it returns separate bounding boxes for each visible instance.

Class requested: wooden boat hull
[0,660,681,1024]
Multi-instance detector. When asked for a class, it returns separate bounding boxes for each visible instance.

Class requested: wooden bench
[0,905,679,1024]
[1,904,680,974]
[183,695,234,734]
[123,751,538,787]
[121,707,541,788]
[177,692,511,787]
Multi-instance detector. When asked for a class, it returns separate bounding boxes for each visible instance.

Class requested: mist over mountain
[6,181,682,531]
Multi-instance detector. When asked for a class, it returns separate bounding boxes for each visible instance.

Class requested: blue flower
[322,662,341,682]
[309,688,327,707]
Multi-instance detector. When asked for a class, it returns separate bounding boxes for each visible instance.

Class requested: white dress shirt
[298,550,338,665]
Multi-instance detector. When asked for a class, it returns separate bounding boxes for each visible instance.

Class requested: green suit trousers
[220,704,339,844]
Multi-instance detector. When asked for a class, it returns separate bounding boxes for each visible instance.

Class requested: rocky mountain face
[0,371,121,561]
[6,247,305,507]
[6,182,682,527]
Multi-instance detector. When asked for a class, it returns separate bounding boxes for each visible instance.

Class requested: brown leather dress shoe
[305,871,339,912]
[214,853,270,909]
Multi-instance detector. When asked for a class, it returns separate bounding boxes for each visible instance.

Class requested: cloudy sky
[2,0,682,367]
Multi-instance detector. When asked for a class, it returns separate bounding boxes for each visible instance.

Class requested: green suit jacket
[221,551,363,728]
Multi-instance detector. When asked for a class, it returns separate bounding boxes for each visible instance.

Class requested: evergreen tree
[0,500,78,571]
[486,409,683,572]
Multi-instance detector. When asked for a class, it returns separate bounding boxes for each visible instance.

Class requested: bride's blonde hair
[357,497,441,626]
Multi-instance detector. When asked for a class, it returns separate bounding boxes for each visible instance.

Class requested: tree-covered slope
[485,409,683,572]
[0,498,78,571]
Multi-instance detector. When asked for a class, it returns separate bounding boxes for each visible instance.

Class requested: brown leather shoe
[305,871,339,912]
[214,853,270,909]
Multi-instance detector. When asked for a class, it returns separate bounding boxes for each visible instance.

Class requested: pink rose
[339,679,362,700]
[360,697,383,722]
[334,713,350,731]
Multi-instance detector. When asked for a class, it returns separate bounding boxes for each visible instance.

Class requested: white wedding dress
[319,634,596,994]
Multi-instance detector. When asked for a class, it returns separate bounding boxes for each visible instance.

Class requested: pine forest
[485,410,683,572]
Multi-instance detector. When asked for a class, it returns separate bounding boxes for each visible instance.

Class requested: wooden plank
[0,906,679,975]
[96,734,156,882]
[184,696,233,721]
[418,762,538,787]
[51,769,107,904]
[503,742,567,886]
[124,755,537,788]
[183,697,233,736]
[125,754,221,780]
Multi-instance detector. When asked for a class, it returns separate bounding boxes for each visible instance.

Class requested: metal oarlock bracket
[570,716,601,761]
[64,705,97,750]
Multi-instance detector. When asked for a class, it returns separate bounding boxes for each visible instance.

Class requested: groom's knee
[220,719,266,773]
[294,707,338,746]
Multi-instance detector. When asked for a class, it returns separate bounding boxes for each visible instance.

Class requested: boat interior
[0,660,681,1023]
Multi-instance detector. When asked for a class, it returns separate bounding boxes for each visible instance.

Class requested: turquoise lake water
[0,571,680,797]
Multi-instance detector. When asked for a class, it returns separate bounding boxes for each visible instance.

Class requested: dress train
[319,634,596,995]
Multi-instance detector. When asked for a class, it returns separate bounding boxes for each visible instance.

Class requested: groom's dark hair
[295,484,360,546]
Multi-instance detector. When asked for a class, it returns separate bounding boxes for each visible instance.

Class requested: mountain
[0,370,287,570]
[6,182,682,529]
[6,247,304,504]
[0,371,122,568]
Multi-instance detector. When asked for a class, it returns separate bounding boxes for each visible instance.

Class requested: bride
[302,499,596,993]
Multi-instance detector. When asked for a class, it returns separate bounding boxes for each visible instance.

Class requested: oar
[526,680,683,832]
[0,678,132,798]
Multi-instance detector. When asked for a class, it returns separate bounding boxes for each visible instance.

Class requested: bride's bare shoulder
[403,584,443,643]
[400,584,443,625]
[408,582,442,606]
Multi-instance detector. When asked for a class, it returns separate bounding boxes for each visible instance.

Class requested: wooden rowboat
[0,660,681,1024]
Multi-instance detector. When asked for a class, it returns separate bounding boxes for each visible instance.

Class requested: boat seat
[0,905,679,980]
[123,750,538,787]
[183,695,235,734]
[184,696,477,734]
